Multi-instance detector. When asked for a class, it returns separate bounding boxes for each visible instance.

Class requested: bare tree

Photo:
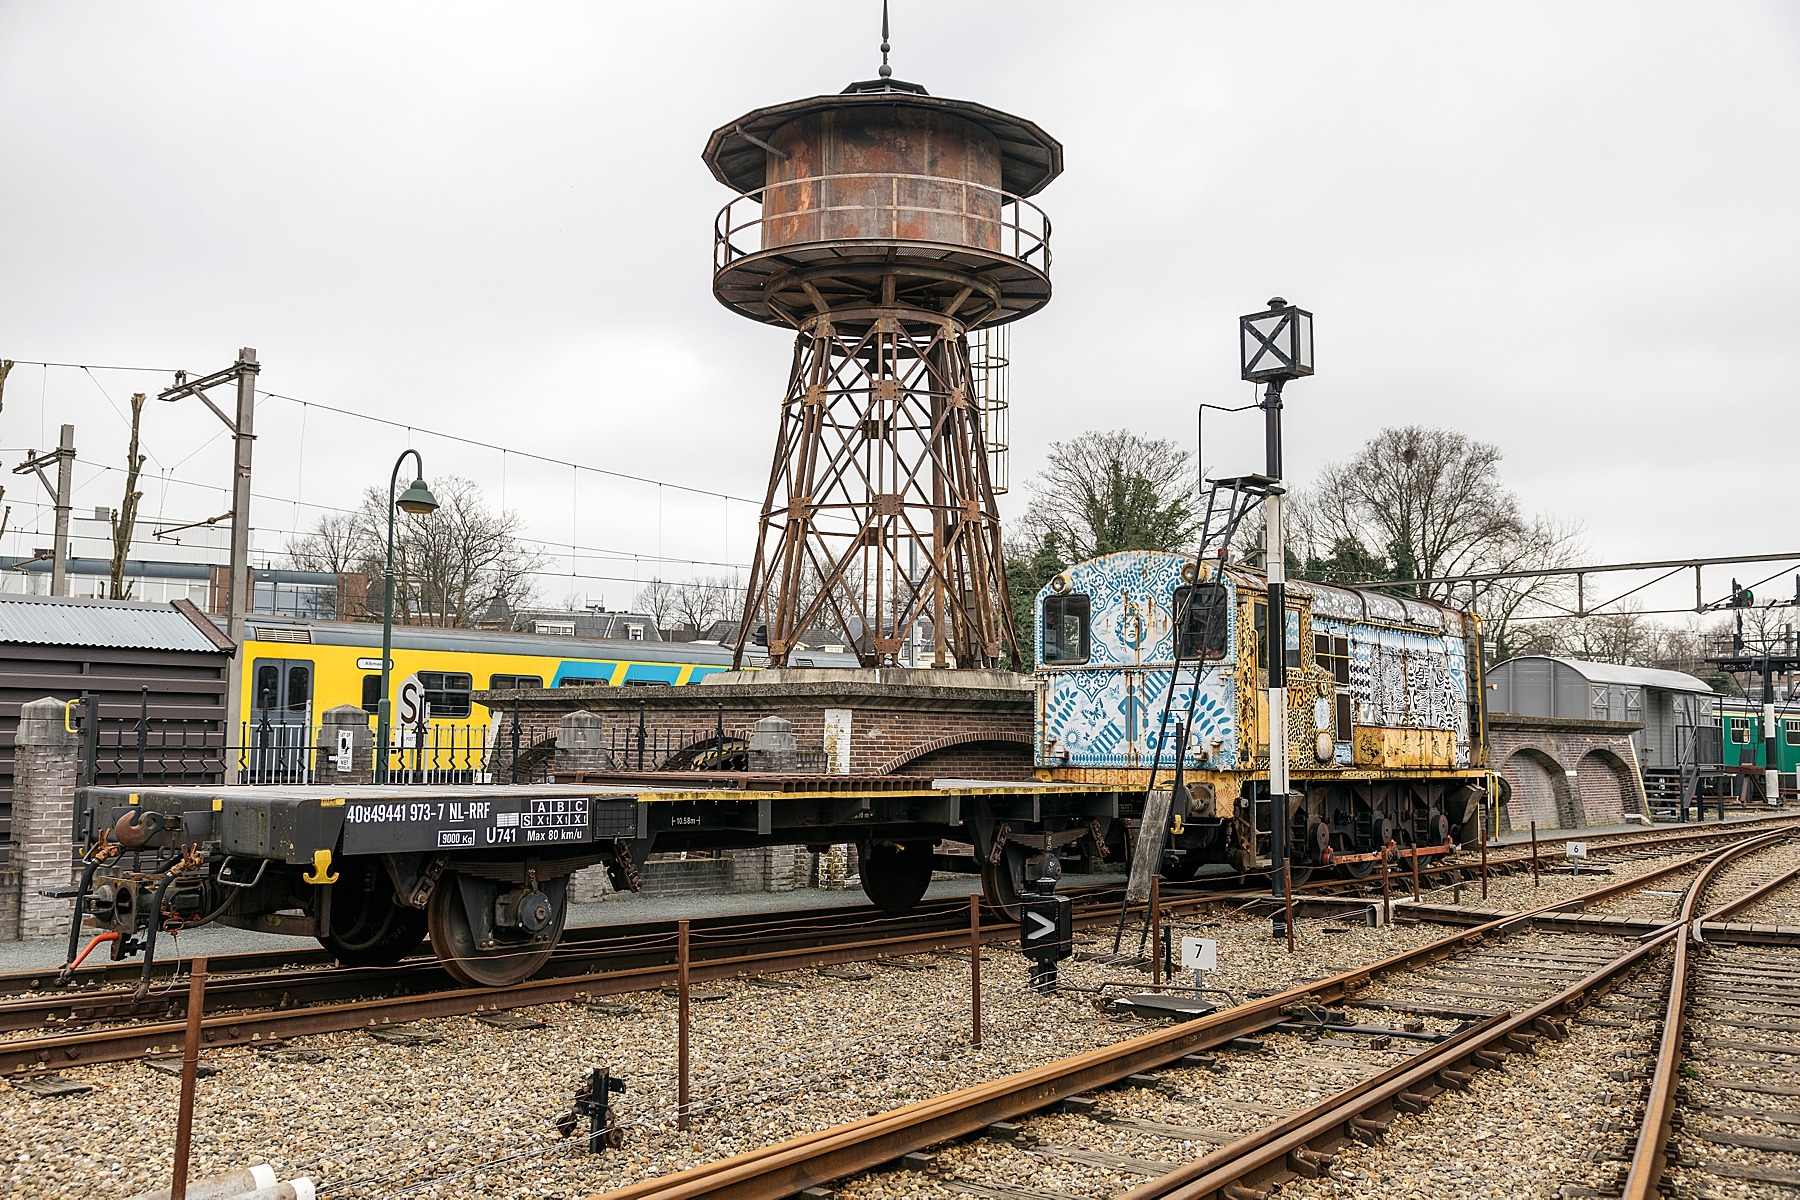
[1289,426,1580,658]
[107,393,147,599]
[0,359,12,543]
[404,476,543,626]
[284,475,542,627]
[632,579,678,628]
[285,511,372,574]
[672,574,739,632]
[1015,429,1199,563]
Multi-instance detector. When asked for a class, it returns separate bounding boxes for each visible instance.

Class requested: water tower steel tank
[706,69,1061,668]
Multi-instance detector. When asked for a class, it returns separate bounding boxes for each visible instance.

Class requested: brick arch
[1502,746,1576,831]
[1577,747,1645,822]
[875,731,1033,776]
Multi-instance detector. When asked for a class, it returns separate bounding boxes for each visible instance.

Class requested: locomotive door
[249,657,314,784]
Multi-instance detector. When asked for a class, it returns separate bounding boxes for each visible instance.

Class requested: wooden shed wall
[0,644,229,865]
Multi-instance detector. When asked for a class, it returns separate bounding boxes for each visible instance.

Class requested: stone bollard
[315,705,375,787]
[558,711,613,774]
[747,716,796,773]
[13,697,80,941]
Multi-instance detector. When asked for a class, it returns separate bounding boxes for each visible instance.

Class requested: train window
[1729,716,1751,745]
[1253,603,1300,670]
[418,671,473,719]
[1041,594,1091,665]
[254,664,280,711]
[1335,693,1353,742]
[1315,635,1351,685]
[1786,719,1800,747]
[285,665,311,714]
[1173,585,1228,661]
[489,674,543,691]
[559,676,609,687]
[361,674,380,714]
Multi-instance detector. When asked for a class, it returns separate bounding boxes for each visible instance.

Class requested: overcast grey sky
[2,2,1796,616]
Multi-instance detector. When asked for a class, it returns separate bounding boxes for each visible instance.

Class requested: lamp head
[1239,297,1315,383]
[396,478,439,516]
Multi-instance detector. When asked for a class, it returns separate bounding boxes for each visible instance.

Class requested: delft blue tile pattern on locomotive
[1036,551,1238,771]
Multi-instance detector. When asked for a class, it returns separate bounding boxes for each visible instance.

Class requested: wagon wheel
[427,872,566,988]
[859,841,935,913]
[980,842,1030,919]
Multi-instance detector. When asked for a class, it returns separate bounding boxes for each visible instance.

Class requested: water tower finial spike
[879,0,892,78]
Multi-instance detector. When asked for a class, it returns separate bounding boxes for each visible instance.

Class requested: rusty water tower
[704,32,1061,669]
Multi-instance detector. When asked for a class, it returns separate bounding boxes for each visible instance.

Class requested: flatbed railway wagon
[67,773,1121,988]
[1033,551,1498,880]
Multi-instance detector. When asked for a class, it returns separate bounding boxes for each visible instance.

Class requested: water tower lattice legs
[737,315,1015,669]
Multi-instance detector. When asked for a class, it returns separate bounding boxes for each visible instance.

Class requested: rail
[713,171,1051,274]
[1623,830,1800,1198]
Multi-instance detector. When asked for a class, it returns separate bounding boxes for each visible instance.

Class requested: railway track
[2,816,1791,1081]
[585,826,1797,1200]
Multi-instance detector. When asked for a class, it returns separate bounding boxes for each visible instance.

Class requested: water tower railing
[713,172,1051,275]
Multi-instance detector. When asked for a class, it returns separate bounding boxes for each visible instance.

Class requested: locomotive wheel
[980,842,1030,918]
[859,841,934,913]
[318,860,427,968]
[427,871,566,988]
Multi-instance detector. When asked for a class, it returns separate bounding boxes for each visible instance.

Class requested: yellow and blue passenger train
[235,616,851,765]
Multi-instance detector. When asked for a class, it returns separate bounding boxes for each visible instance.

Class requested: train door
[249,657,313,784]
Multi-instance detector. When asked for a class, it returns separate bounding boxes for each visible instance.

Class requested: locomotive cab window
[418,671,473,719]
[1173,584,1228,661]
[1253,602,1300,671]
[1042,594,1091,665]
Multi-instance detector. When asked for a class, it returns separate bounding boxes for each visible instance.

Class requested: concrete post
[558,711,613,774]
[747,716,796,772]
[13,697,80,940]
[315,705,375,787]
[557,712,620,903]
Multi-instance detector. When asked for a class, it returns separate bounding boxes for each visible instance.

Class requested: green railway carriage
[1714,697,1800,773]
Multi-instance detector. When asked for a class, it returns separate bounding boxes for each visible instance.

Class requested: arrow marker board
[1025,911,1059,940]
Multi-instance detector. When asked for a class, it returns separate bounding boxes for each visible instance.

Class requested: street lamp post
[1239,297,1314,899]
[374,451,440,784]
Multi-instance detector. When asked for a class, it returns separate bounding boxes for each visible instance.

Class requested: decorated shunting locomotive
[1033,550,1495,880]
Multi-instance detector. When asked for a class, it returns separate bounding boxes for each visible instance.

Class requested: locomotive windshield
[1172,583,1229,662]
[1041,593,1091,664]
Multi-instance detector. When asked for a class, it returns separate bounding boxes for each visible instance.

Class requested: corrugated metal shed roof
[0,594,228,653]
[1536,656,1713,694]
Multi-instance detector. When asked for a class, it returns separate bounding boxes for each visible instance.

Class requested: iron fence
[84,705,495,788]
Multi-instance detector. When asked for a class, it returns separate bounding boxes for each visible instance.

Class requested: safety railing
[714,171,1051,274]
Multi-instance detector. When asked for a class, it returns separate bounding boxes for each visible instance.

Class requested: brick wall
[484,670,1035,780]
[1488,714,1647,833]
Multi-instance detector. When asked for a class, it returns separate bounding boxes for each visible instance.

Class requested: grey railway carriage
[1033,551,1495,880]
[68,774,1118,988]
